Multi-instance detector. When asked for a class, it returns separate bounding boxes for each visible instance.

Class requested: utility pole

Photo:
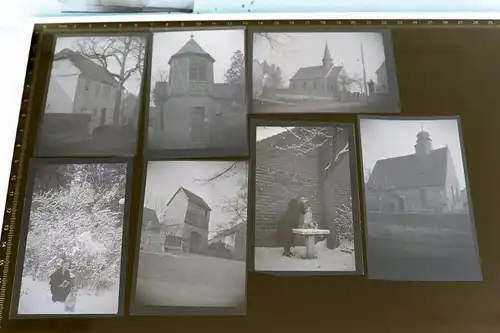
[360,42,368,103]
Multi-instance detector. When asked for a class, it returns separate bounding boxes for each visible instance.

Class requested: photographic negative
[252,121,363,274]
[35,35,146,157]
[132,160,247,315]
[10,160,130,317]
[359,117,482,281]
[251,30,399,114]
[147,29,248,158]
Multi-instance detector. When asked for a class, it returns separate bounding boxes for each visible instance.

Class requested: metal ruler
[0,28,41,328]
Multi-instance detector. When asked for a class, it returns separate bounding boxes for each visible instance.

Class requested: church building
[150,34,246,151]
[288,43,350,98]
[365,129,464,213]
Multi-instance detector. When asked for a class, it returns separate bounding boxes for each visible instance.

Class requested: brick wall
[255,128,354,247]
[255,133,322,247]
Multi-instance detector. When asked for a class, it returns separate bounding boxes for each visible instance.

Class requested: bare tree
[151,69,169,130]
[75,36,146,127]
[219,177,247,226]
[193,161,247,185]
[274,127,349,173]
[254,32,291,50]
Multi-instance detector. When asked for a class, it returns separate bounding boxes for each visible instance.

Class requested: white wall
[163,190,188,237]
[45,58,80,113]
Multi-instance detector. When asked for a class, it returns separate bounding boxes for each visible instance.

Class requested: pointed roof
[375,60,386,75]
[323,42,332,61]
[168,36,215,64]
[166,186,211,211]
[53,48,119,88]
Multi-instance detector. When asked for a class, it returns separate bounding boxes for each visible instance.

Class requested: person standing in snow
[49,259,75,310]
[277,199,306,257]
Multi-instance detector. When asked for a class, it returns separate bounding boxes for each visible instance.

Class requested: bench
[292,228,331,259]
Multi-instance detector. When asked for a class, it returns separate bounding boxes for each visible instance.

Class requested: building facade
[255,128,353,247]
[288,43,349,98]
[161,187,210,254]
[208,222,247,261]
[365,130,464,213]
[150,35,246,150]
[375,60,388,93]
[45,48,121,133]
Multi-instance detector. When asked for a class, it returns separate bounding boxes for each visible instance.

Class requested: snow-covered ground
[17,278,119,315]
[254,240,356,272]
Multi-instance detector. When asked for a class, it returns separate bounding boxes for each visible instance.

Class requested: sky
[253,32,386,88]
[151,29,245,84]
[359,118,467,190]
[143,161,247,232]
[256,126,290,142]
[54,36,145,96]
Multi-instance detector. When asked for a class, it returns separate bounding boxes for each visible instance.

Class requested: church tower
[414,128,433,158]
[322,42,333,69]
[167,34,216,95]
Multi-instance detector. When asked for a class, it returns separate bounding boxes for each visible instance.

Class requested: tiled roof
[290,65,343,80]
[53,48,119,88]
[376,60,386,75]
[169,38,215,63]
[367,147,449,190]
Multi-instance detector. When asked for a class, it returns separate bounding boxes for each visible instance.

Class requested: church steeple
[322,42,333,68]
[414,127,433,158]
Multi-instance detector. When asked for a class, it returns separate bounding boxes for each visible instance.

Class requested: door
[100,108,107,126]
[189,107,206,144]
[397,196,406,212]
[189,231,202,253]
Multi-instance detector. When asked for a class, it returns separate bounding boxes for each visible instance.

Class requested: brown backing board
[1,20,499,332]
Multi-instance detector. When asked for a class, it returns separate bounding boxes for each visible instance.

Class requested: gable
[54,48,119,88]
[181,187,211,211]
[367,147,449,190]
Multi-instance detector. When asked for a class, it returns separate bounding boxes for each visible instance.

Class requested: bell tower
[167,34,216,95]
[414,128,433,158]
[322,42,333,69]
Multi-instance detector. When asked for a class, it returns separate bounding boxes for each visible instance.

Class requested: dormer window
[189,58,207,81]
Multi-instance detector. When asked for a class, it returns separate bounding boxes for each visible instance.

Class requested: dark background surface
[3,24,500,332]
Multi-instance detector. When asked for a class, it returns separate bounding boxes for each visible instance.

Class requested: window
[84,80,91,91]
[189,107,206,143]
[94,82,101,97]
[189,58,207,81]
[419,188,427,208]
[100,108,107,125]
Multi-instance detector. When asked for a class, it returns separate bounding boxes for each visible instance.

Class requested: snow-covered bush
[22,163,126,294]
[334,197,354,245]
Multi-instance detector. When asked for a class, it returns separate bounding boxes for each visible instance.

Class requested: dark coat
[49,268,73,303]
[277,199,306,246]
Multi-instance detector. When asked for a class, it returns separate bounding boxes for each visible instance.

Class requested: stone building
[288,43,349,99]
[365,129,464,213]
[149,34,246,151]
[161,187,211,253]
